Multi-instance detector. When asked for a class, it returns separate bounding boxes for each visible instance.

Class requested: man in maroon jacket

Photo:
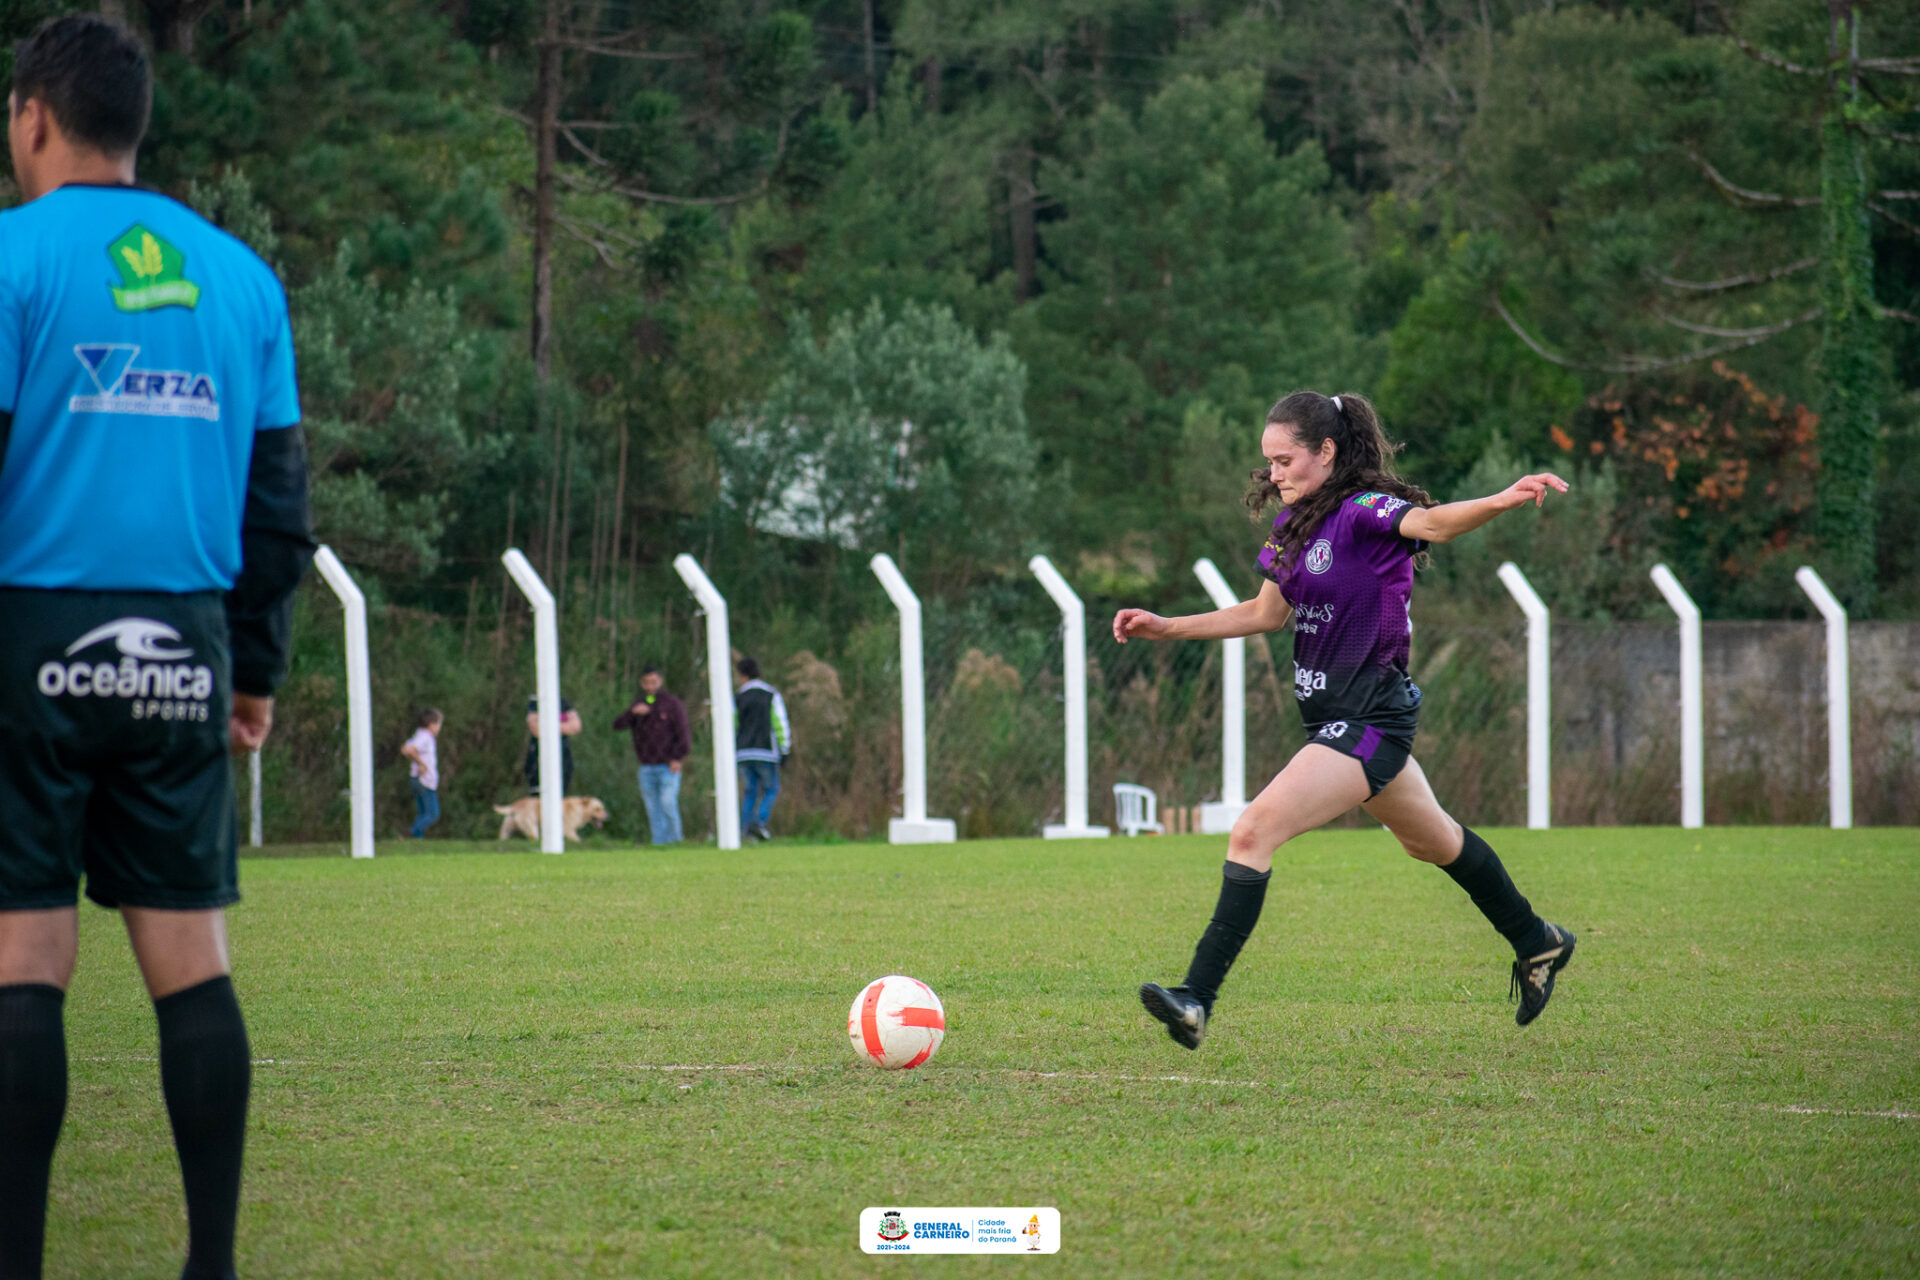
[612,665,691,844]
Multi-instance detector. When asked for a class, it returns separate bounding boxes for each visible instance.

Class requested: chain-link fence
[255,575,1920,848]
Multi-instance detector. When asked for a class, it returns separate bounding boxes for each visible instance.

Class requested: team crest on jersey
[69,345,220,422]
[1305,538,1334,574]
[107,225,201,312]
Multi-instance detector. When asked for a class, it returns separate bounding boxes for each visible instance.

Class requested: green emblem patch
[107,225,201,312]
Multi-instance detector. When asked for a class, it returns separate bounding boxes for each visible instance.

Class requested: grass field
[46,828,1919,1278]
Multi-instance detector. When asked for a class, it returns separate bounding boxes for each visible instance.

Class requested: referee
[0,18,312,1280]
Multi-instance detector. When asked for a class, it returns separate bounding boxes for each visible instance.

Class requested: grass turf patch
[48,828,1919,1278]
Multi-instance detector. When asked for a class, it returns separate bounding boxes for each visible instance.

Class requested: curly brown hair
[1247,390,1432,577]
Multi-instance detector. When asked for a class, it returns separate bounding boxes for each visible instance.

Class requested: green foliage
[1815,114,1886,611]
[602,90,699,189]
[1378,234,1587,491]
[735,10,816,111]
[294,247,498,577]
[1419,440,1655,623]
[758,79,1001,329]
[144,0,517,308]
[1164,399,1271,582]
[711,299,1038,594]
[183,168,281,267]
[1452,7,1821,379]
[0,0,77,90]
[1017,73,1374,540]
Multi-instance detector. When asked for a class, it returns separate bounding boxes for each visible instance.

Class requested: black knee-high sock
[155,977,250,1280]
[1180,862,1272,1011]
[0,983,67,1280]
[1442,827,1549,957]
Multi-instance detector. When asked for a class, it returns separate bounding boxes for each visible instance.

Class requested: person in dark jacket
[734,657,791,842]
[612,665,690,845]
[523,695,581,796]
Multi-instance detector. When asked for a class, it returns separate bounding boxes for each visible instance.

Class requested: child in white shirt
[401,708,443,838]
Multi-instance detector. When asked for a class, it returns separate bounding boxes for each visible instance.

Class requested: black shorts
[0,588,238,911]
[1306,718,1415,797]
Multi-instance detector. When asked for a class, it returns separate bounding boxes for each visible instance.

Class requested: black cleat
[1511,923,1577,1026]
[1139,983,1207,1050]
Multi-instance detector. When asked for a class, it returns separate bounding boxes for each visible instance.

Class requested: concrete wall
[1550,621,1919,825]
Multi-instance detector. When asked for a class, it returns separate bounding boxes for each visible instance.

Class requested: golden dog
[493,795,609,842]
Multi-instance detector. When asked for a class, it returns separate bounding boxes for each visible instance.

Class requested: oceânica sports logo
[36,617,215,721]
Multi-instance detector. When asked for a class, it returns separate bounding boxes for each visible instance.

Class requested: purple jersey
[1256,491,1424,729]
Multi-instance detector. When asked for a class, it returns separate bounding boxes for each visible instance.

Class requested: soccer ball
[847,975,946,1069]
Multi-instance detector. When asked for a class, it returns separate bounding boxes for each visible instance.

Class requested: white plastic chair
[1112,783,1164,837]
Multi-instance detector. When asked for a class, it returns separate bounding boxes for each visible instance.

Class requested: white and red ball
[847,975,946,1069]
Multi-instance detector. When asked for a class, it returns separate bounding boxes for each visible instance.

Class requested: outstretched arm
[1398,473,1569,544]
[1113,579,1292,644]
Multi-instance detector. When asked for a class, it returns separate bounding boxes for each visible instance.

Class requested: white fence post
[248,749,263,848]
[1650,564,1704,829]
[870,554,957,844]
[1029,555,1109,839]
[1191,559,1247,833]
[502,549,564,854]
[312,546,375,859]
[1794,566,1852,829]
[673,554,741,851]
[1496,563,1552,830]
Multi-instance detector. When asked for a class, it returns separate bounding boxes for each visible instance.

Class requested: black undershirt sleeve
[226,424,316,698]
[0,410,12,475]
[1387,499,1429,554]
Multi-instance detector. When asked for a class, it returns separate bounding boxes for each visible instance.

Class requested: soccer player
[1115,391,1574,1050]
[0,17,313,1279]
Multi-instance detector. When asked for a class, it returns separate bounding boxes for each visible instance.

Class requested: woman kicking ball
[1114,390,1575,1050]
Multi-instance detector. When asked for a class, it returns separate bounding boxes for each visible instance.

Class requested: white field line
[1778,1105,1919,1120]
[81,1056,283,1066]
[76,1057,1918,1118]
[610,1064,1263,1087]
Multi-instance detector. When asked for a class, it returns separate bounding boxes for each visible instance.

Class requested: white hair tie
[1331,395,1343,412]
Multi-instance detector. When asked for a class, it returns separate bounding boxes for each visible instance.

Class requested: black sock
[0,983,67,1280]
[1442,827,1550,957]
[155,977,250,1280]
[1180,861,1272,1011]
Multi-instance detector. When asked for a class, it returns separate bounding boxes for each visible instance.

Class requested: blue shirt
[0,185,300,592]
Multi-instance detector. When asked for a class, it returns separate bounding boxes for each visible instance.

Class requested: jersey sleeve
[1253,513,1287,584]
[1344,493,1421,567]
[255,285,301,430]
[0,269,21,415]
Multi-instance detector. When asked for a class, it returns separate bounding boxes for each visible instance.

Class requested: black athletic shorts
[1306,718,1415,797]
[0,588,238,911]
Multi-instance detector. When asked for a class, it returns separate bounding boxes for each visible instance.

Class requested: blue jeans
[409,779,440,838]
[739,760,780,832]
[638,764,684,845]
